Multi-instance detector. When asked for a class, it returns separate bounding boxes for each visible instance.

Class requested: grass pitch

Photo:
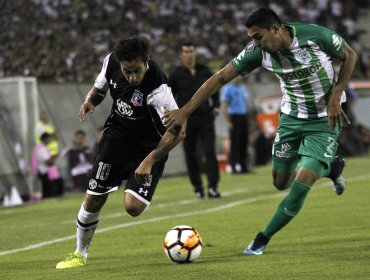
[1,156,369,280]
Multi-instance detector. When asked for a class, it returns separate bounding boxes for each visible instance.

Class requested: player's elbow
[345,45,357,65]
[179,130,186,141]
[348,48,357,64]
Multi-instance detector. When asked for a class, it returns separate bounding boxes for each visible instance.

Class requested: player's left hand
[163,109,186,132]
[327,100,350,131]
[135,160,153,187]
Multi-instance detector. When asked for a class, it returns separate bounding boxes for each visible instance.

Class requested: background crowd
[1,0,370,82]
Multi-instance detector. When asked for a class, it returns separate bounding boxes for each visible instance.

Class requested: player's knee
[84,194,108,213]
[125,206,143,217]
[273,180,290,191]
[272,174,292,191]
[124,191,148,217]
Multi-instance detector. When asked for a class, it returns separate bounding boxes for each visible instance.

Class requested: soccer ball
[163,225,203,263]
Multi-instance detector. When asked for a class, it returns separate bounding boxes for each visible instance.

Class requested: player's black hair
[245,7,282,30]
[114,34,150,62]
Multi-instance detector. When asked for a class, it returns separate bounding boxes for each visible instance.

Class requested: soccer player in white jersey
[164,7,357,255]
[56,34,185,268]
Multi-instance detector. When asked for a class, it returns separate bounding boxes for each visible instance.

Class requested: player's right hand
[79,102,95,123]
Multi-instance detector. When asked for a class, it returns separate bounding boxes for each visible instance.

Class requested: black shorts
[87,132,167,205]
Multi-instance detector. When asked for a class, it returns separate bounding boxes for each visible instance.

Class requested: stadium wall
[38,81,370,178]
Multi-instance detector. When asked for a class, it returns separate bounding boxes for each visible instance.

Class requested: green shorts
[272,113,341,174]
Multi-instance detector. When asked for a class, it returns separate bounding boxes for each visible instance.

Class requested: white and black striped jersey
[94,53,178,148]
[232,23,346,119]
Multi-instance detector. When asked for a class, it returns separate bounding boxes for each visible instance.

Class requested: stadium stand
[1,0,369,82]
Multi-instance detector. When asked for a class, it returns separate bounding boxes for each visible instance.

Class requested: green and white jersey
[231,22,346,119]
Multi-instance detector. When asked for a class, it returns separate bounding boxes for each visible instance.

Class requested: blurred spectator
[34,111,60,156]
[360,51,370,78]
[169,41,221,199]
[358,125,370,153]
[254,126,275,166]
[1,1,368,81]
[31,132,64,198]
[221,76,252,173]
[337,86,370,156]
[63,130,93,193]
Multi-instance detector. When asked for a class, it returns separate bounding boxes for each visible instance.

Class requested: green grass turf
[0,156,369,280]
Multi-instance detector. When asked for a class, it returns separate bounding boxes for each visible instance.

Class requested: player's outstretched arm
[135,124,186,186]
[328,43,357,130]
[79,86,107,122]
[163,63,238,131]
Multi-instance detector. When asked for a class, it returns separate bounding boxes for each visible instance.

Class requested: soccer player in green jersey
[164,7,357,255]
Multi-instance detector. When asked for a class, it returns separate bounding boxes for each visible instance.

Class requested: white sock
[75,203,100,259]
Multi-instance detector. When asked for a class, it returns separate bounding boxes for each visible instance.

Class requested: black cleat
[330,156,346,195]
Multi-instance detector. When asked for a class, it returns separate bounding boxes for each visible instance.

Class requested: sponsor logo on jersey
[116,99,133,116]
[298,48,312,63]
[276,142,294,158]
[332,34,343,51]
[130,89,144,107]
[280,61,322,81]
[89,179,97,190]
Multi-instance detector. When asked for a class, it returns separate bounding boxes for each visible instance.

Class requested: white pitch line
[0,192,282,257]
[1,174,368,257]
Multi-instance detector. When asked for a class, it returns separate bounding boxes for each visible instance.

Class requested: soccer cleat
[208,188,221,198]
[243,232,270,256]
[330,156,346,195]
[56,252,87,269]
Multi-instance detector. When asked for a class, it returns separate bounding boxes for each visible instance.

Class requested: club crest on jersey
[298,49,312,63]
[131,89,143,107]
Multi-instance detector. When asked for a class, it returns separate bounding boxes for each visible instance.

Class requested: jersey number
[96,162,111,180]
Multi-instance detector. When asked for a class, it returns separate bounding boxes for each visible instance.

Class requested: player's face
[180,46,196,68]
[120,59,148,86]
[247,25,280,53]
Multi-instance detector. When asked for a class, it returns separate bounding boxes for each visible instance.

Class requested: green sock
[262,180,311,238]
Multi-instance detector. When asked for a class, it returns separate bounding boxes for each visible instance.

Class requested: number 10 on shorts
[96,162,111,181]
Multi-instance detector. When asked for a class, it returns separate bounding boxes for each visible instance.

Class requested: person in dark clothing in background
[63,130,93,193]
[169,42,221,199]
